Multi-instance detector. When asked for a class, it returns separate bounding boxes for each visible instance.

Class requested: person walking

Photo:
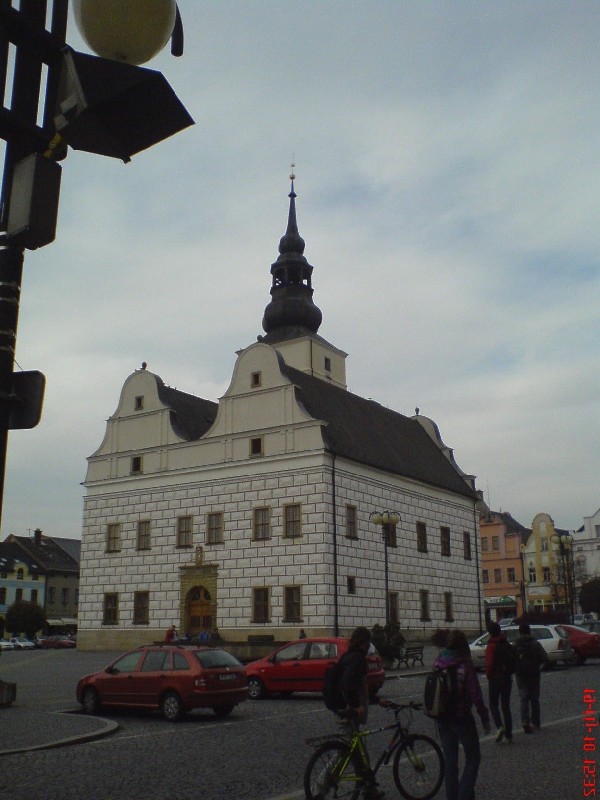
[433,629,491,800]
[164,624,177,642]
[514,622,547,733]
[485,621,515,743]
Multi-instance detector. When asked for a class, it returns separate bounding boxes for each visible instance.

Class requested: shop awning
[46,617,77,626]
[484,596,517,607]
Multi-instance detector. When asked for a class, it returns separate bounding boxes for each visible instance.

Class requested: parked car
[555,624,600,665]
[583,621,600,635]
[469,624,574,669]
[0,639,15,651]
[8,637,35,650]
[76,645,248,721]
[245,637,386,700]
[574,613,596,626]
[40,635,76,649]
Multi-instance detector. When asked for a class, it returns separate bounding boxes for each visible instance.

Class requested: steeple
[261,169,322,341]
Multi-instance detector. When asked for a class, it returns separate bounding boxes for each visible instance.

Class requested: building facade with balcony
[78,182,483,650]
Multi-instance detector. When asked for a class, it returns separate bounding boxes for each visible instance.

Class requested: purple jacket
[432,651,490,727]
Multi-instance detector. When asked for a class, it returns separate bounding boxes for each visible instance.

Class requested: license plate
[219,673,237,681]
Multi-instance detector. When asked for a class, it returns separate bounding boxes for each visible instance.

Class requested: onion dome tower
[261,169,322,341]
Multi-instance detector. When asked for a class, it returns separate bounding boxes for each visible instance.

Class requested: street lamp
[551,533,574,623]
[370,510,400,625]
[0,0,192,526]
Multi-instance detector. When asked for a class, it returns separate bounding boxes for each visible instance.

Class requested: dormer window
[131,455,143,474]
[251,371,262,388]
[134,396,144,410]
[250,437,263,457]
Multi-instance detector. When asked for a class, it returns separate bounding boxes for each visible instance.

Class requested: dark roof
[155,379,218,441]
[0,542,42,574]
[280,364,477,500]
[51,537,81,563]
[5,535,79,574]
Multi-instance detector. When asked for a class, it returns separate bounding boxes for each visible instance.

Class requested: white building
[572,507,600,593]
[78,181,483,650]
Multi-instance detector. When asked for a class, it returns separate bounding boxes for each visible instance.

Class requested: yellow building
[522,512,571,615]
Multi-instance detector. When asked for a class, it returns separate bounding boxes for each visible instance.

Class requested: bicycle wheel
[304,741,363,800]
[392,734,444,800]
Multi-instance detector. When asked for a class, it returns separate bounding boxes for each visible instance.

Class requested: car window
[308,642,337,659]
[111,652,142,673]
[173,652,190,670]
[473,633,490,646]
[274,642,307,662]
[141,651,171,671]
[194,649,242,669]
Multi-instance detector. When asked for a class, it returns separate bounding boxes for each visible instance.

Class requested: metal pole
[383,524,389,625]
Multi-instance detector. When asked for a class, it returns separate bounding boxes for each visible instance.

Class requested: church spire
[261,167,323,340]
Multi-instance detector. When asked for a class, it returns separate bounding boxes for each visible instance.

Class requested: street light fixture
[0,0,193,526]
[551,532,574,623]
[370,510,400,625]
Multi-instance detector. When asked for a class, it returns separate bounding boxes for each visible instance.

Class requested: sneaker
[495,727,505,743]
[523,723,534,734]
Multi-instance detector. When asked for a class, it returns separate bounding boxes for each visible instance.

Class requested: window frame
[253,507,271,541]
[106,523,121,553]
[347,576,356,594]
[103,593,119,625]
[444,591,454,622]
[419,589,431,622]
[206,511,224,544]
[133,591,150,625]
[440,526,451,557]
[463,531,472,560]
[249,436,263,457]
[252,587,270,623]
[283,585,302,623]
[131,455,143,474]
[416,522,428,553]
[345,504,358,539]
[136,519,151,551]
[284,503,302,538]
[176,515,193,548]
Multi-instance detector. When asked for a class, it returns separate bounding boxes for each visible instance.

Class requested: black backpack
[423,665,459,720]
[514,638,541,677]
[493,638,516,676]
[322,660,346,711]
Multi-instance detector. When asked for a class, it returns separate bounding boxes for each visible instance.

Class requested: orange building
[480,511,530,621]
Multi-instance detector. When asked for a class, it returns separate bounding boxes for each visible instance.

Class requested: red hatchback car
[76,645,248,721]
[40,635,76,648]
[556,625,600,665]
[245,637,386,700]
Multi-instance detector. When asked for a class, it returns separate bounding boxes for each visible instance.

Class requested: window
[251,371,262,388]
[384,522,397,548]
[541,538,548,552]
[324,357,331,371]
[463,532,472,560]
[134,395,144,410]
[507,567,516,582]
[491,536,499,551]
[31,589,38,604]
[207,512,224,544]
[48,587,55,603]
[250,437,263,457]
[389,592,399,624]
[482,569,489,584]
[61,588,69,605]
[137,520,151,550]
[284,586,301,622]
[417,522,427,553]
[528,566,537,584]
[444,592,454,622]
[252,588,270,623]
[419,589,430,621]
[284,503,302,538]
[134,591,150,625]
[440,526,451,557]
[253,507,271,540]
[177,515,193,547]
[494,568,502,583]
[16,568,24,580]
[141,650,170,671]
[0,588,5,604]
[347,576,356,594]
[346,505,357,539]
[106,523,121,552]
[131,455,143,474]
[543,567,551,583]
[481,537,488,552]
[103,593,119,625]
[15,588,23,602]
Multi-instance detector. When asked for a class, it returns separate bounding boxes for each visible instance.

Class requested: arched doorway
[185,586,215,635]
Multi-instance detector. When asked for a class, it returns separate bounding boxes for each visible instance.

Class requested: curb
[0,711,119,756]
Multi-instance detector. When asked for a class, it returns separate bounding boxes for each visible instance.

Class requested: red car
[556,624,600,665]
[76,645,248,721]
[245,637,386,700]
[40,635,76,649]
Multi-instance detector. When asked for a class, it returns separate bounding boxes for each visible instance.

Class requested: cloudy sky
[2,1,598,540]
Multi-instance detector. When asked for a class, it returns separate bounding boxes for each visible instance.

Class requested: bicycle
[304,700,444,800]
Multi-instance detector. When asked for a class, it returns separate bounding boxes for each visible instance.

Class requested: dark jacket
[515,634,547,679]
[340,650,368,709]
[432,650,490,727]
[485,633,512,680]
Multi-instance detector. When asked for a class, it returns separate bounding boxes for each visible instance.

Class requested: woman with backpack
[432,629,491,800]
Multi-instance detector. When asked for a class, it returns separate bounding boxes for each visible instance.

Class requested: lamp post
[0,0,192,527]
[370,510,400,625]
[551,532,574,623]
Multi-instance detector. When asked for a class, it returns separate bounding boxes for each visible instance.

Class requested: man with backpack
[485,621,515,743]
[514,622,548,733]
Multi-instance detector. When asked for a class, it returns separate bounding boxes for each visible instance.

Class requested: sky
[1,1,598,540]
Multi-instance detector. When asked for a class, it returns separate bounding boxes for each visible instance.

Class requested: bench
[396,644,424,669]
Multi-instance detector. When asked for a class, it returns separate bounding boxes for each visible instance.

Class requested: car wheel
[576,651,587,666]
[247,677,266,700]
[81,687,100,715]
[213,704,235,717]
[161,691,184,722]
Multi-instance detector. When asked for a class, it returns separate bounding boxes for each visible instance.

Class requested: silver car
[469,624,575,669]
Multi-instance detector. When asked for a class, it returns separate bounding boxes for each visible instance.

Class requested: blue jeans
[488,675,513,738]
[436,714,481,800]
[516,676,541,727]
